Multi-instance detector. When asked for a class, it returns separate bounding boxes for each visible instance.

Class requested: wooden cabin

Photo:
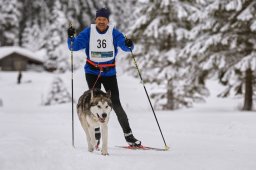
[0,47,44,71]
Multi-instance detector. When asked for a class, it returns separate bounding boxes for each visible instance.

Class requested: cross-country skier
[67,8,141,147]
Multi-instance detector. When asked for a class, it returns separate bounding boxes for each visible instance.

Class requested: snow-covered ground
[0,70,256,170]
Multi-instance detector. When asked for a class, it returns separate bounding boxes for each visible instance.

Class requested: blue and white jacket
[67,25,134,77]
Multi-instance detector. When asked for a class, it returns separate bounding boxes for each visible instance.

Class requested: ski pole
[69,23,75,148]
[129,48,169,151]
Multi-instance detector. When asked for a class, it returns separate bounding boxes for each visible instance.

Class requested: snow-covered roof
[0,46,44,63]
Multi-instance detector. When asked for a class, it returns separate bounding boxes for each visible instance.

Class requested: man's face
[95,17,109,32]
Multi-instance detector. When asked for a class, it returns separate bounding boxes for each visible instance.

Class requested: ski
[116,145,168,151]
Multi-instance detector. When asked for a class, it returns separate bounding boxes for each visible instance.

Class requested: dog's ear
[106,90,111,98]
[90,90,94,102]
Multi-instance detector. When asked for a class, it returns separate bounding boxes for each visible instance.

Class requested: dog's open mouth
[97,114,105,123]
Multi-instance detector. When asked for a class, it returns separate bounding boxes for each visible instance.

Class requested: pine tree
[44,0,68,71]
[0,0,22,46]
[43,76,72,105]
[180,0,256,110]
[127,0,206,110]
[21,20,43,51]
[19,0,50,50]
[106,0,137,31]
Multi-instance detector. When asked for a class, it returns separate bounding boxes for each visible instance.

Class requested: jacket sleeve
[113,29,134,52]
[67,27,90,51]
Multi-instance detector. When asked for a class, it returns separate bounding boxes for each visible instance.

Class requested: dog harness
[87,59,116,89]
[86,59,115,72]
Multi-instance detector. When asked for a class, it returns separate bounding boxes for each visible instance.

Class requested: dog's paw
[101,147,109,155]
[88,148,94,152]
[101,151,109,156]
[88,146,94,152]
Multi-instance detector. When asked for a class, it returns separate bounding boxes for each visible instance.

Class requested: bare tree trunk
[166,79,175,110]
[242,68,253,111]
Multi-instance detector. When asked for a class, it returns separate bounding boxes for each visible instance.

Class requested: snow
[250,20,256,31]
[237,8,253,21]
[225,0,242,11]
[145,18,161,38]
[0,46,44,62]
[175,4,189,19]
[1,70,256,170]
[235,53,256,71]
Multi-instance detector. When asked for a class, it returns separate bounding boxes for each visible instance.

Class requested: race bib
[89,24,115,62]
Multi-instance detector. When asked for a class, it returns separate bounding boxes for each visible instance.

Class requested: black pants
[86,73,132,134]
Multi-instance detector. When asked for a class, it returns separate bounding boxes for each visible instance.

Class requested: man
[17,70,22,84]
[67,8,141,147]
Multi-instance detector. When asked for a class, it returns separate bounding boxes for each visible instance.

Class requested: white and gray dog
[77,89,112,155]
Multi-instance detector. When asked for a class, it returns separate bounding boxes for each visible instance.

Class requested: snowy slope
[0,70,256,170]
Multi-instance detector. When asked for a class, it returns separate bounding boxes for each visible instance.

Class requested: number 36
[97,39,107,48]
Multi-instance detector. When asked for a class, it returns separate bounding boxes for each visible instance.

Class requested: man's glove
[67,26,75,38]
[125,38,133,48]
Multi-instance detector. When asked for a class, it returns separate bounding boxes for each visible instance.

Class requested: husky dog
[77,89,112,155]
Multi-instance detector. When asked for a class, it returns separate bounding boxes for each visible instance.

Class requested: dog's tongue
[97,114,105,123]
[99,118,105,123]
